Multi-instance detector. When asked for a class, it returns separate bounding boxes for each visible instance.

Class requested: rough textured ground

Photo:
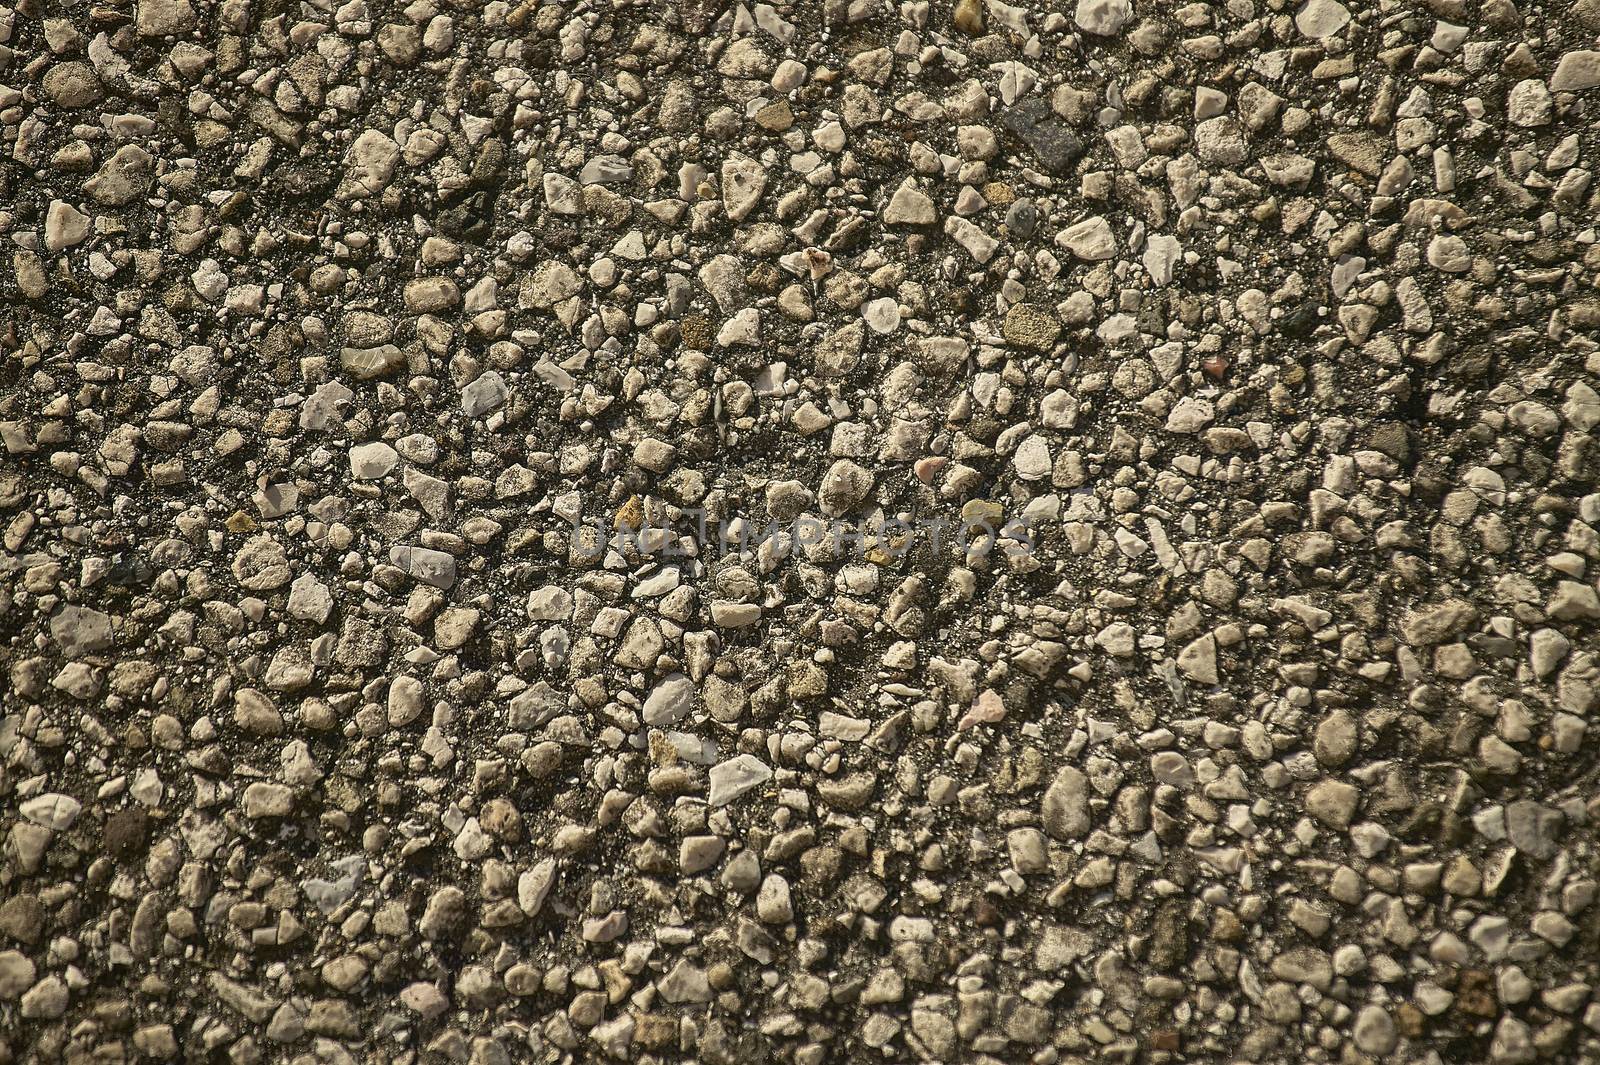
[4,0,1600,1062]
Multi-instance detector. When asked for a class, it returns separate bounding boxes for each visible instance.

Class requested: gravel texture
[4,0,1600,1063]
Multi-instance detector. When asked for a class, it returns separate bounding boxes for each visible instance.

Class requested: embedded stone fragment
[643,673,695,726]
[997,98,1086,173]
[341,345,406,380]
[709,755,773,806]
[44,201,91,251]
[1002,303,1061,350]
[722,154,767,222]
[883,179,936,225]
[1550,51,1600,91]
[136,0,196,36]
[1057,216,1115,259]
[50,606,113,658]
[1042,766,1090,839]
[1074,0,1132,37]
[1295,0,1350,39]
